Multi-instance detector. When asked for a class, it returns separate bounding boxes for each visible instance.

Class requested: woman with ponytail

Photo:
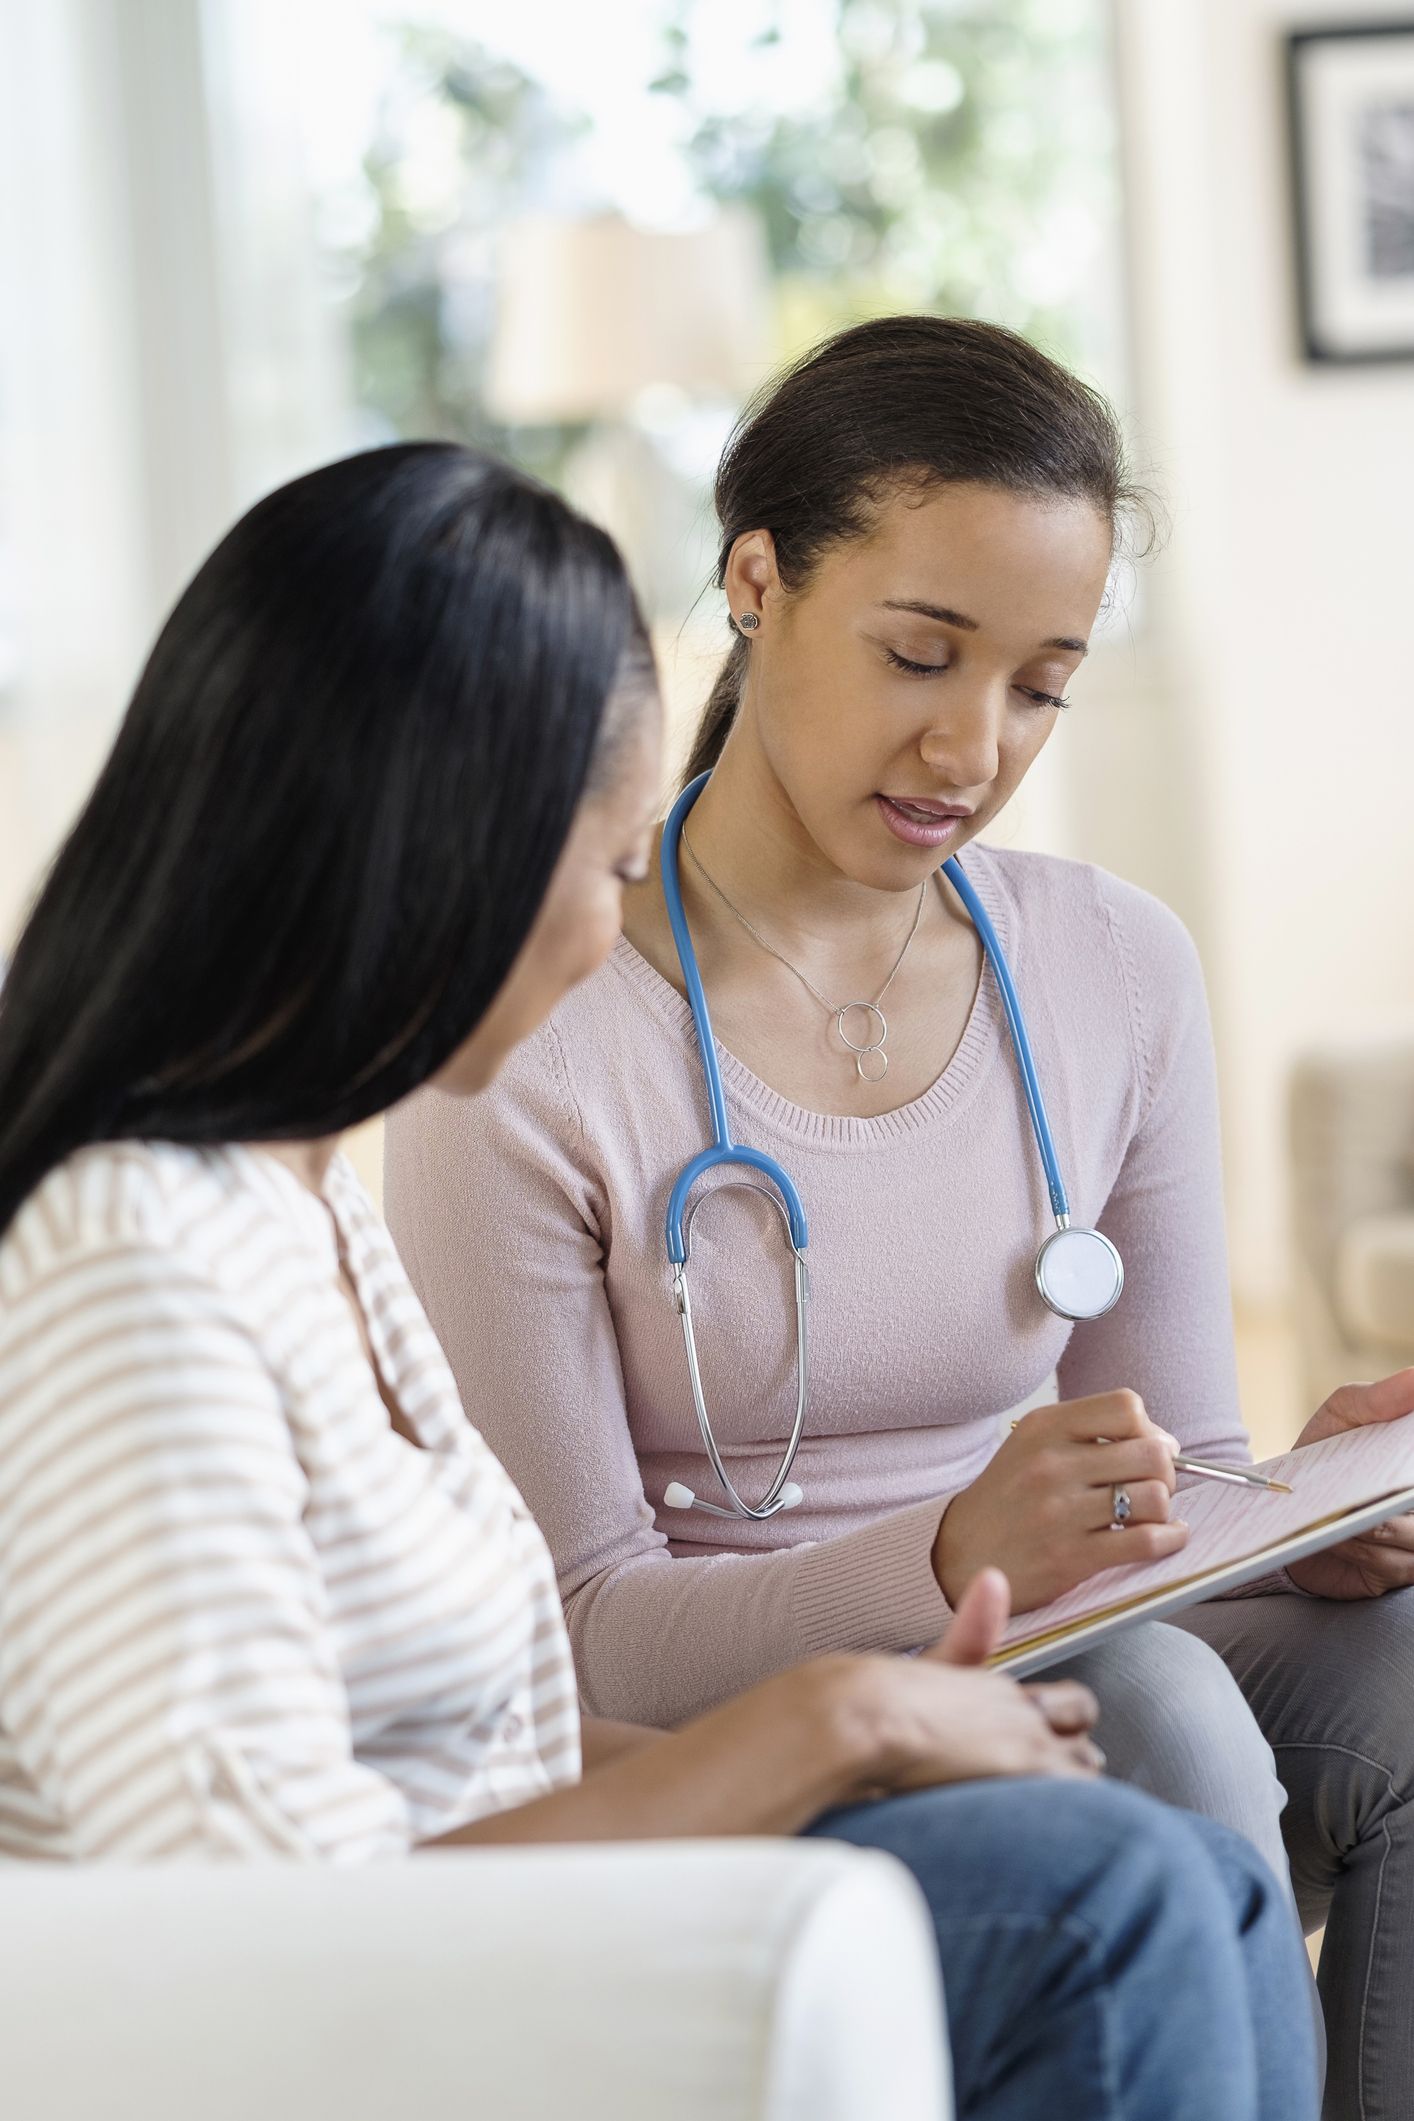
[388,319,1414,2121]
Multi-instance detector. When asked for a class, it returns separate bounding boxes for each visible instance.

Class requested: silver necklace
[681,829,927,1082]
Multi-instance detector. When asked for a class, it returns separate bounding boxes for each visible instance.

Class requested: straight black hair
[0,442,649,1236]
[684,313,1154,786]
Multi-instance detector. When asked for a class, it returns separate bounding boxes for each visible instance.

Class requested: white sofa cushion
[0,1842,950,2121]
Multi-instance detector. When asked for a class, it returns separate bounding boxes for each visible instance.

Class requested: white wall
[1084,0,1414,1305]
[0,0,351,948]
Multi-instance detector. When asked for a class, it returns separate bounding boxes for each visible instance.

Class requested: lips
[888,795,971,821]
[875,793,973,850]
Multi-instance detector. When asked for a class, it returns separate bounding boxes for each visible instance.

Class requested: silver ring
[1110,1484,1132,1530]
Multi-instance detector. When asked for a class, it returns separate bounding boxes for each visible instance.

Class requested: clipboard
[990,1416,1414,1679]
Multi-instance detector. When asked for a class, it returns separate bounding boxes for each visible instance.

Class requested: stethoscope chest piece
[1034,1224,1124,1322]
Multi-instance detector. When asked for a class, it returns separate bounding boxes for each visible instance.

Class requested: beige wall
[1078,1,1414,1304]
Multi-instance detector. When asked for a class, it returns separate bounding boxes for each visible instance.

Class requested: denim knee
[809,1777,1315,2120]
[834,1773,1251,1945]
[1024,1777,1262,1945]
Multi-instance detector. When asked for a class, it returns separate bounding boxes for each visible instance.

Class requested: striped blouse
[0,1140,581,1861]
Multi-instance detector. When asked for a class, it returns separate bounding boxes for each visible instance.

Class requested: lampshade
[485,209,772,424]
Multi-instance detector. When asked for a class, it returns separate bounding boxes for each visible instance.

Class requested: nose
[918,676,1002,793]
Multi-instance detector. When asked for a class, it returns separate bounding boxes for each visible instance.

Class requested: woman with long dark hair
[0,443,1314,2120]
[386,321,1414,2121]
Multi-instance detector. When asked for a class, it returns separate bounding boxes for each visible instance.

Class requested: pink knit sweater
[384,846,1250,1727]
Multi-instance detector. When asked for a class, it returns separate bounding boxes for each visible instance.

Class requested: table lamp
[485,210,772,615]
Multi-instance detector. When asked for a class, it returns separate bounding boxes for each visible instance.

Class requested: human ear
[723,530,779,627]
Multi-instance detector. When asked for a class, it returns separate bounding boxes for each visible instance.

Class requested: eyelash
[883,647,1071,713]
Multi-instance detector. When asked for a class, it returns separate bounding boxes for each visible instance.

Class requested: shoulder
[1,1140,219,1296]
[0,1138,333,1317]
[390,943,674,1163]
[971,846,1211,1116]
[389,1012,583,1176]
[0,1147,307,1507]
[0,1142,288,1416]
[973,843,1204,999]
[539,938,680,1068]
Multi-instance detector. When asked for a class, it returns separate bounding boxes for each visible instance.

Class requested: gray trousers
[1053,1590,1414,2121]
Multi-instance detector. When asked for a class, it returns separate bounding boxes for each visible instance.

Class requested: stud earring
[736,612,760,632]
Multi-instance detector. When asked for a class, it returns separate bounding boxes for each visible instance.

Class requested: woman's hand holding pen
[931,1391,1192,1615]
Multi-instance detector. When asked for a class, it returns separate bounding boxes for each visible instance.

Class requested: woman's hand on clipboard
[932,1391,1192,1616]
[1286,1367,1414,1600]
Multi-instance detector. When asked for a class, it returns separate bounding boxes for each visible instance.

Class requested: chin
[837,825,937,892]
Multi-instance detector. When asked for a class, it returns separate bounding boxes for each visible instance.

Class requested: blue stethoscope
[659,772,1124,1522]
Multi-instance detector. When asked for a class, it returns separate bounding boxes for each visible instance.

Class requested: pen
[1171,1455,1292,1494]
[1009,1421,1293,1494]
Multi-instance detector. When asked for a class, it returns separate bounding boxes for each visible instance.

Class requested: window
[205,0,1125,612]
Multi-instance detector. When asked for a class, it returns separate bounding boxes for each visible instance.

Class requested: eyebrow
[879,599,1089,657]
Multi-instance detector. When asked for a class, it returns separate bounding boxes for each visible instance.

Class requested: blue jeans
[805,1777,1317,2121]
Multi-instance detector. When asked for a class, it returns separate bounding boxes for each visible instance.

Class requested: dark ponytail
[683,635,748,786]
[686,313,1152,784]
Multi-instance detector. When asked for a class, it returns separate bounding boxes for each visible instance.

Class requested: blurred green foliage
[342,25,584,467]
[338,0,1116,450]
[653,0,1117,367]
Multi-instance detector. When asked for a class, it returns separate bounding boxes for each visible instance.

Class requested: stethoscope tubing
[939,857,1070,1224]
[658,771,1120,1519]
[663,773,1070,1237]
[660,776,734,1158]
[661,775,810,1266]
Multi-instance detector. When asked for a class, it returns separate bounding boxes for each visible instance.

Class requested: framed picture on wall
[1287,22,1414,362]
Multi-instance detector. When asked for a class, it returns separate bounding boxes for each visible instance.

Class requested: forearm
[428,1662,874,1848]
[579,1715,663,1769]
[568,1497,952,1726]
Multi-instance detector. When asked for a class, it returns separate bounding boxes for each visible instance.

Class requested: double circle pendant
[836,1001,890,1082]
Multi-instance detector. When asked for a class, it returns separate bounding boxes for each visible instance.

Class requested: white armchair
[1,1840,950,2121]
[1289,1039,1414,1406]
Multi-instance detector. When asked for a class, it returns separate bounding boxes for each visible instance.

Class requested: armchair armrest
[1,1840,949,2121]
[1289,1039,1414,1401]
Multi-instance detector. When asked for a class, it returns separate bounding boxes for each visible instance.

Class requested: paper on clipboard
[992,1413,1414,1679]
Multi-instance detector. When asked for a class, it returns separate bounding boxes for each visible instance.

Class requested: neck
[681,726,924,955]
[252,1136,342,1197]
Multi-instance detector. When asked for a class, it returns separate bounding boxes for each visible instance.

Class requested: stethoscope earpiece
[664,1479,803,1515]
[659,771,1126,1518]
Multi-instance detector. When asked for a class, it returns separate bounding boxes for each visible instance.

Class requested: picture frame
[1287,21,1414,363]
